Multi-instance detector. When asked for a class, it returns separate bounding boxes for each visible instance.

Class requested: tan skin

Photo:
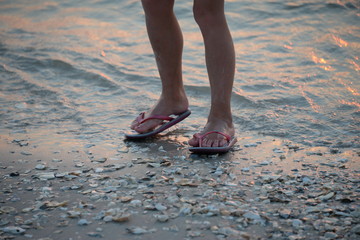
[131,0,235,148]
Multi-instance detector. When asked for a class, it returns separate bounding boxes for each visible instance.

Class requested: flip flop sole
[125,110,191,140]
[189,137,237,154]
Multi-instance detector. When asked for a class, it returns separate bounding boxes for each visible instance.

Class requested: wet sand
[0,132,359,240]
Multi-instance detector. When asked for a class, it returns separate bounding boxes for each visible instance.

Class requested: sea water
[0,0,359,149]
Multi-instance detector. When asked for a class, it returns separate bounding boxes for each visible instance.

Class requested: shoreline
[0,133,359,239]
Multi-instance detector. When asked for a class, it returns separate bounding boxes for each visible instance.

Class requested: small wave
[232,92,260,109]
[283,2,350,14]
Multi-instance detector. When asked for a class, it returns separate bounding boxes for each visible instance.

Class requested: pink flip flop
[125,110,191,139]
[189,131,237,154]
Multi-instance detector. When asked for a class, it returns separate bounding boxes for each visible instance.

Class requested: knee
[193,2,224,28]
[141,0,174,17]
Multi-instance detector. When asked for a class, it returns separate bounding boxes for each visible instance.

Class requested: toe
[135,120,162,133]
[218,138,228,147]
[202,133,229,147]
[188,133,201,147]
[212,139,220,147]
[201,138,211,147]
[130,120,139,130]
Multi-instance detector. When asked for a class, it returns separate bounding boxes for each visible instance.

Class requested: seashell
[103,216,113,222]
[174,178,199,187]
[40,201,68,209]
[78,219,91,226]
[67,210,82,218]
[35,163,46,170]
[1,226,25,235]
[126,227,148,235]
[57,220,69,227]
[118,146,129,153]
[155,203,167,211]
[93,158,107,163]
[154,214,169,222]
[318,192,335,201]
[119,196,133,203]
[129,199,142,207]
[87,232,103,238]
[0,206,17,214]
[20,151,32,156]
[36,172,55,180]
[112,213,130,223]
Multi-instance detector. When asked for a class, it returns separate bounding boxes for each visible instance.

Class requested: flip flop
[189,131,237,154]
[125,109,191,139]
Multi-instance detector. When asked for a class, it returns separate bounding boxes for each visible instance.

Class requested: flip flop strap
[199,131,231,147]
[139,114,174,124]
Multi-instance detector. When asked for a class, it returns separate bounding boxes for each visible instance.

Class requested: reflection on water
[0,0,359,149]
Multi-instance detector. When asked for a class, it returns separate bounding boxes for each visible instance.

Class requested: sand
[0,132,359,240]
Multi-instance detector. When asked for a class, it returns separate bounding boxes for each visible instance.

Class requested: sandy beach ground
[1,0,359,239]
[0,130,359,240]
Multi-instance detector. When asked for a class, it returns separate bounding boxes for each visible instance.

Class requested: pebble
[9,172,20,177]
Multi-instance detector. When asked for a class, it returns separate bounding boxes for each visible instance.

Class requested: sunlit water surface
[0,0,359,149]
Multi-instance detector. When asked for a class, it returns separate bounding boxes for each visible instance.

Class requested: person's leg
[189,0,235,147]
[132,0,188,133]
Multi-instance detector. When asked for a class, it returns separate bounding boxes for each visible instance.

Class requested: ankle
[208,108,232,124]
[150,93,189,115]
[160,90,188,104]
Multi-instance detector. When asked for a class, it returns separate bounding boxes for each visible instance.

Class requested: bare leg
[132,0,189,133]
[189,0,236,147]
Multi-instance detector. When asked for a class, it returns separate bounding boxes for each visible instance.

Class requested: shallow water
[0,0,359,149]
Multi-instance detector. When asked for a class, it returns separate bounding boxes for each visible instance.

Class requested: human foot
[126,109,191,139]
[188,120,235,148]
[130,96,189,134]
